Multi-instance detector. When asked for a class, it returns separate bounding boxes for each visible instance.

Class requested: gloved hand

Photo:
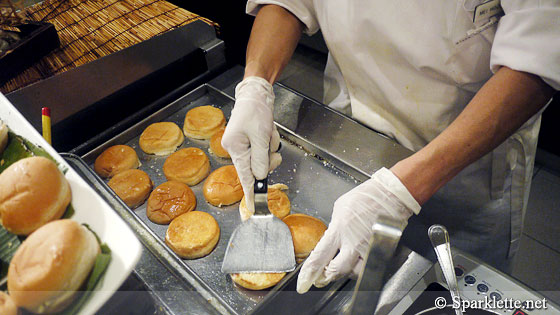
[296,167,421,293]
[221,76,282,217]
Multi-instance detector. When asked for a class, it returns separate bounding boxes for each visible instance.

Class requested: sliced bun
[183,105,226,139]
[108,169,153,208]
[282,214,327,263]
[147,181,196,224]
[209,128,230,158]
[230,273,286,290]
[8,219,100,313]
[139,122,184,155]
[239,183,290,221]
[94,144,140,178]
[0,291,17,315]
[0,156,71,235]
[203,165,243,207]
[165,211,220,259]
[163,148,210,186]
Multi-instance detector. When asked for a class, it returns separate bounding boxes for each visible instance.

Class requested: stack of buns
[18,103,331,296]
[85,104,331,295]
[283,214,327,263]
[0,292,17,315]
[183,105,226,139]
[147,181,197,224]
[209,128,230,158]
[94,144,140,178]
[230,273,286,291]
[203,165,243,207]
[108,169,153,209]
[165,211,220,259]
[239,183,290,221]
[139,122,184,155]
[7,219,100,313]
[0,156,71,235]
[163,147,210,186]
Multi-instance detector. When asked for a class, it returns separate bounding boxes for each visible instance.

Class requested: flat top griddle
[80,84,360,314]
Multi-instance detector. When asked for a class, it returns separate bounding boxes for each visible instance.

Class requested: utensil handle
[254,177,269,215]
[41,107,51,145]
[428,225,463,315]
[347,216,403,315]
[254,178,268,194]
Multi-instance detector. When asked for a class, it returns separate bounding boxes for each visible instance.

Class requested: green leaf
[0,226,21,284]
[20,136,54,163]
[0,132,32,173]
[0,226,20,262]
[60,226,112,315]
[60,249,112,315]
[1,261,8,289]
[62,203,75,219]
[0,132,57,173]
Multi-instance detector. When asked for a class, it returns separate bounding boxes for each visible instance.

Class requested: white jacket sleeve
[490,0,560,90]
[246,0,320,35]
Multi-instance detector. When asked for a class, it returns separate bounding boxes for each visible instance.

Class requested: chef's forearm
[244,5,303,83]
[391,66,555,205]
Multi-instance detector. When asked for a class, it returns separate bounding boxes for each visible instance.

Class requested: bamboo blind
[0,0,217,94]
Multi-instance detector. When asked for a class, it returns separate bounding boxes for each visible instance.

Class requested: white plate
[0,93,142,314]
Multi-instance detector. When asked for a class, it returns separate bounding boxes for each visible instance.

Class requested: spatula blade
[222,215,296,273]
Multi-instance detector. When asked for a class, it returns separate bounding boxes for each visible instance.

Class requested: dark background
[168,1,254,67]
[538,97,559,157]
[171,1,559,157]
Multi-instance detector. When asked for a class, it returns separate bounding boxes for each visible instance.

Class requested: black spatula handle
[254,177,268,194]
[254,177,269,215]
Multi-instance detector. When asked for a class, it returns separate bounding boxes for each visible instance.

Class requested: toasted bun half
[209,128,230,158]
[8,219,100,313]
[163,148,210,186]
[183,105,226,139]
[165,211,220,259]
[0,291,17,315]
[239,184,290,221]
[203,165,243,207]
[108,169,153,208]
[147,181,197,224]
[94,144,140,178]
[139,122,184,155]
[230,273,286,290]
[282,214,327,263]
[0,156,71,235]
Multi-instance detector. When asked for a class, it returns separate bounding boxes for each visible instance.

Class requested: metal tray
[79,84,377,314]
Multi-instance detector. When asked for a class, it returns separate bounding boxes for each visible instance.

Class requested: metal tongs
[429,224,464,315]
[346,216,403,314]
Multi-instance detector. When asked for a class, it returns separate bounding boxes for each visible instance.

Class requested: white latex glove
[296,167,421,294]
[221,76,282,216]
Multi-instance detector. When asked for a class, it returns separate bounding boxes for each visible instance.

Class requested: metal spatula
[221,177,296,273]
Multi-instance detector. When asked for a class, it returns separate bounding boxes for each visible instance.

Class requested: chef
[221,0,559,294]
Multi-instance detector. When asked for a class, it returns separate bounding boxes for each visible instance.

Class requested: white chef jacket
[246,0,560,269]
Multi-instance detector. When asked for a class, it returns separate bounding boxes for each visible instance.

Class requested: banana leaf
[0,131,56,173]
[60,243,112,315]
[0,226,21,284]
